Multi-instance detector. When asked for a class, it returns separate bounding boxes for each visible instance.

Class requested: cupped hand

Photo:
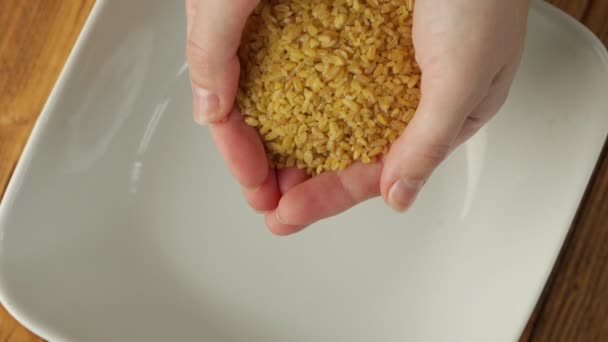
[380,0,531,212]
[186,0,530,235]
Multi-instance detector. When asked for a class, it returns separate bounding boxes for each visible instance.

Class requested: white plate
[1,1,607,341]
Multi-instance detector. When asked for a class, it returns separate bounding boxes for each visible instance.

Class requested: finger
[263,168,309,235]
[454,84,510,146]
[380,71,488,212]
[209,108,268,189]
[185,0,197,34]
[264,211,308,236]
[455,66,516,146]
[274,162,383,231]
[186,0,259,124]
[242,168,281,212]
[276,168,309,195]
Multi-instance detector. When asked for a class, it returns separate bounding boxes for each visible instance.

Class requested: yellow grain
[237,0,421,175]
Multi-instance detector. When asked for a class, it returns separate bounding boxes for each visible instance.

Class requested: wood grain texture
[0,1,95,340]
[520,2,608,340]
[549,0,608,46]
[524,146,608,341]
[0,0,606,341]
[0,0,95,202]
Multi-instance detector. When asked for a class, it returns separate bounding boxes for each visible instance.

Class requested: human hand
[186,0,530,235]
[379,0,531,212]
[186,0,381,235]
[186,0,279,208]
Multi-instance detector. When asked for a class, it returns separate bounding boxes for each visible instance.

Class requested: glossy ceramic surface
[0,1,607,341]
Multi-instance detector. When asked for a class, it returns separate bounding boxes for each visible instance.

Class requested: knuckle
[421,57,493,100]
[418,141,451,166]
[459,120,482,142]
[446,69,485,99]
[495,87,511,108]
[465,115,485,132]
[186,38,214,74]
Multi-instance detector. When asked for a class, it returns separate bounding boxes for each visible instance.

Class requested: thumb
[186,0,259,124]
[380,72,485,212]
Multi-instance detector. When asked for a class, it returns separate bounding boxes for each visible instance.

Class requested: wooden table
[0,0,606,340]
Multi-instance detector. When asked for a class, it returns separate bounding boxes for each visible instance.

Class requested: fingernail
[192,86,220,125]
[275,209,286,224]
[388,179,424,212]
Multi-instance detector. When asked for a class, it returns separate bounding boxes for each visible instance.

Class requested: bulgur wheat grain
[237,0,421,175]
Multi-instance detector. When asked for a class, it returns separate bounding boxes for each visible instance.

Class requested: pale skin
[186,0,531,235]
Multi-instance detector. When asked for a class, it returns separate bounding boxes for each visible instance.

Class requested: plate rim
[513,1,608,338]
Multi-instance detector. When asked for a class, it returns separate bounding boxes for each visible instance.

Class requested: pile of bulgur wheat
[237,0,421,175]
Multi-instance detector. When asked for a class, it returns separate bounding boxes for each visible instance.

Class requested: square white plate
[1,1,607,341]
